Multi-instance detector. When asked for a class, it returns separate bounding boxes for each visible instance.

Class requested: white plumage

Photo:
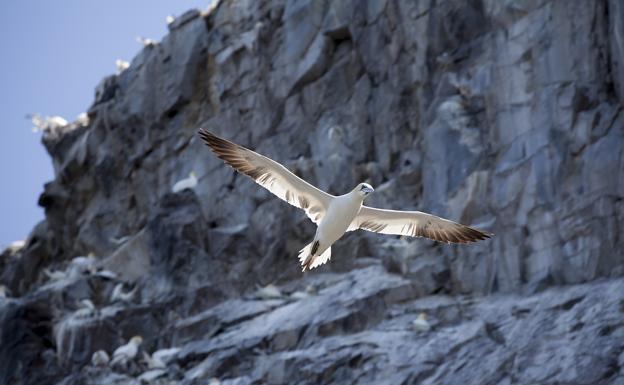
[91,350,110,367]
[172,171,198,193]
[110,283,137,303]
[110,336,143,366]
[115,59,130,73]
[199,129,492,271]
[412,313,431,333]
[142,347,180,369]
[0,285,8,299]
[255,284,282,299]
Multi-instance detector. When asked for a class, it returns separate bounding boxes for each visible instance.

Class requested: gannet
[198,129,492,272]
[0,285,9,299]
[172,171,198,193]
[136,36,156,47]
[115,59,130,73]
[74,299,96,318]
[142,347,180,369]
[91,350,110,367]
[110,336,143,366]
[28,113,68,132]
[110,283,137,303]
[411,313,431,332]
[254,284,282,299]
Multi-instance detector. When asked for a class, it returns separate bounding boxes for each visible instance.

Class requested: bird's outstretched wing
[198,129,333,224]
[351,206,492,243]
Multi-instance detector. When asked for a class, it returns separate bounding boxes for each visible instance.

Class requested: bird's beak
[362,186,374,194]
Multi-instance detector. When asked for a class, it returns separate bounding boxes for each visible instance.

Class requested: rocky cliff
[1,0,623,384]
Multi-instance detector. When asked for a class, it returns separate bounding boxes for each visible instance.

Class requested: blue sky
[0,1,208,247]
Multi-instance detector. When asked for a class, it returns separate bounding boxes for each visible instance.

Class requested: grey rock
[2,0,624,384]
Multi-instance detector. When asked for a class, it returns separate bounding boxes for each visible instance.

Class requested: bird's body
[299,188,369,270]
[172,171,198,193]
[198,129,492,271]
[110,336,143,366]
[91,350,110,367]
[110,283,137,303]
[317,191,364,250]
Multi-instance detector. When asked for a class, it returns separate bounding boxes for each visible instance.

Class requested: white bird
[0,285,9,299]
[152,347,181,364]
[68,255,98,277]
[172,171,198,193]
[75,112,90,126]
[110,283,137,303]
[110,336,143,366]
[28,114,68,132]
[91,350,110,367]
[74,299,96,318]
[142,347,180,369]
[254,284,282,299]
[165,15,175,24]
[198,129,492,272]
[136,36,156,47]
[8,240,25,251]
[115,59,130,73]
[412,312,431,332]
[290,291,309,300]
[142,351,164,369]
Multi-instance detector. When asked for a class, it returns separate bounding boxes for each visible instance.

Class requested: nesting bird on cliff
[0,285,9,299]
[91,350,110,367]
[412,313,431,333]
[110,283,137,303]
[110,336,143,367]
[172,171,198,193]
[198,129,492,271]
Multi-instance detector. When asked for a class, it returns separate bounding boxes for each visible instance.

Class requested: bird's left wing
[198,129,333,224]
[351,206,492,244]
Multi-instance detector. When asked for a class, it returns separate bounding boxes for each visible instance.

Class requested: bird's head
[130,336,143,345]
[354,183,374,198]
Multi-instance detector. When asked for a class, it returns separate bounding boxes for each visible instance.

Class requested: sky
[0,1,209,248]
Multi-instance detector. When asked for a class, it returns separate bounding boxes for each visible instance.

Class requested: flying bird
[198,129,492,272]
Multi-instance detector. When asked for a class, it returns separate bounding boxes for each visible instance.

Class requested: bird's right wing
[351,206,492,244]
[198,129,333,224]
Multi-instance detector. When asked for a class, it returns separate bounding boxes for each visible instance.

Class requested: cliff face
[1,1,623,384]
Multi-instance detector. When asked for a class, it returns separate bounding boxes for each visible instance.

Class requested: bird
[142,347,180,369]
[198,129,492,272]
[411,313,431,333]
[110,283,137,303]
[28,113,68,132]
[254,284,282,299]
[115,59,130,73]
[172,171,198,193]
[110,336,143,366]
[0,285,9,299]
[74,299,96,318]
[136,36,156,47]
[91,350,110,367]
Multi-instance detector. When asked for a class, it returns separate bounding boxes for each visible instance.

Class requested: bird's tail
[298,241,331,272]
